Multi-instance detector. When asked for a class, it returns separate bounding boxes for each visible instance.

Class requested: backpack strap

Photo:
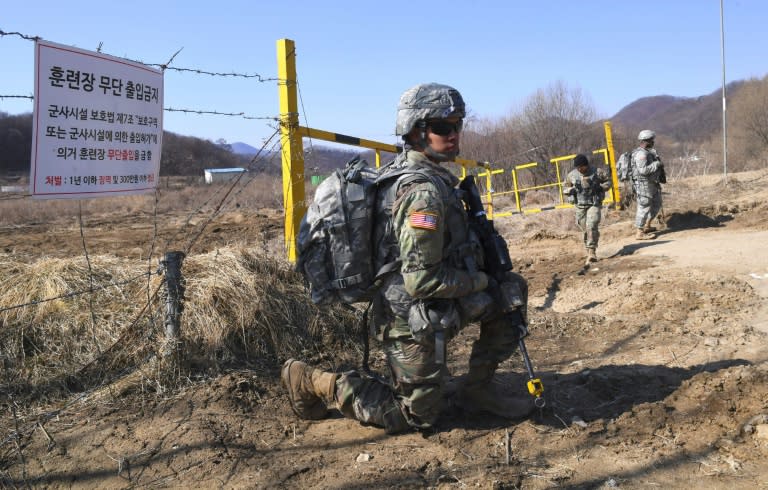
[329,273,366,290]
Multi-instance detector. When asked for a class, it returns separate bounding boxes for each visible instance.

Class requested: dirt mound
[665,210,722,229]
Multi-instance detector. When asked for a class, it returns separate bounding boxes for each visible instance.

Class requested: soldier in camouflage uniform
[631,130,665,240]
[564,154,611,265]
[282,83,534,433]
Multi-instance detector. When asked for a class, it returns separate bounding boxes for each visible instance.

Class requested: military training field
[1,169,767,489]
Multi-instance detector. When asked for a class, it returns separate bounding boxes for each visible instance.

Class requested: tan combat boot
[586,248,598,263]
[281,359,338,420]
[635,228,655,240]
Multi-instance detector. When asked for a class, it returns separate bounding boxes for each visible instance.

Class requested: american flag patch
[409,211,438,230]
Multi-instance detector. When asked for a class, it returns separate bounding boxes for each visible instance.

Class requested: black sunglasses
[427,119,463,136]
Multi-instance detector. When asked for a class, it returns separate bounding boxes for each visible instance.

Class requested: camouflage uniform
[631,147,664,229]
[334,150,528,434]
[564,166,611,251]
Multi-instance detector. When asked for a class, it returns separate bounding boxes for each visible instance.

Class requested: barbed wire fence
[0,29,339,467]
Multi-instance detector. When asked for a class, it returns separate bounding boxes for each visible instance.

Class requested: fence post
[277,38,305,263]
[604,121,621,208]
[160,251,186,362]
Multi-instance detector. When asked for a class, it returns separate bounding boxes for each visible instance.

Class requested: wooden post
[160,251,185,361]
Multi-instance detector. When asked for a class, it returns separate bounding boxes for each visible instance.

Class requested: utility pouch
[407,299,459,364]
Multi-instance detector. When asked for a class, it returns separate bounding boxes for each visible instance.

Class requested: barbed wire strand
[164,107,278,121]
[0,271,154,314]
[1,30,280,82]
[0,30,40,41]
[146,187,161,331]
[225,137,283,203]
[77,201,102,355]
[157,66,279,82]
[157,126,280,254]
[159,179,235,250]
[162,47,184,69]
[212,138,282,207]
[179,127,282,256]
[0,100,280,120]
[1,351,158,450]
[0,94,33,100]
[0,194,29,201]
[0,99,280,122]
[296,79,316,167]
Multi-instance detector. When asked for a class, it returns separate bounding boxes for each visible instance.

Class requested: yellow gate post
[604,121,621,208]
[277,39,305,262]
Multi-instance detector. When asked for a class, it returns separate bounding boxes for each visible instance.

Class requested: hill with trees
[0,112,278,178]
[3,74,768,180]
[611,81,745,143]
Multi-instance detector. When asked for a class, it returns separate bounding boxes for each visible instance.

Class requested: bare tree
[462,81,602,193]
[729,76,768,168]
[516,80,599,163]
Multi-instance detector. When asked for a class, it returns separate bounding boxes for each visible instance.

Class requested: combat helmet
[395,83,465,137]
[638,129,656,141]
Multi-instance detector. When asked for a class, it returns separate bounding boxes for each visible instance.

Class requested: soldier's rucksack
[616,150,634,182]
[295,155,428,305]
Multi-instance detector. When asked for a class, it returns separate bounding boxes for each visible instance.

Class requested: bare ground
[2,170,768,489]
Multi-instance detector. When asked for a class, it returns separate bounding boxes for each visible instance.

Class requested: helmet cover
[395,83,466,136]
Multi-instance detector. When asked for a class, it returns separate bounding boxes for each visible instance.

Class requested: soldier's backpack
[616,150,634,182]
[295,155,427,305]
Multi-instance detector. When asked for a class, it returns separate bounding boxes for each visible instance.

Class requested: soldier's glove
[471,271,489,293]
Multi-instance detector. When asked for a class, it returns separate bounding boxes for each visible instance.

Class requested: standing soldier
[282,83,535,434]
[564,154,612,265]
[631,130,665,240]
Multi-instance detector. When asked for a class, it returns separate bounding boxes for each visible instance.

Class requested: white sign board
[30,40,164,199]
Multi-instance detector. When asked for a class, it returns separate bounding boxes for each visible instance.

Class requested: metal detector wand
[517,329,545,408]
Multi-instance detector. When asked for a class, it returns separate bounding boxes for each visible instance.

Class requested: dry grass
[0,246,359,405]
[0,174,283,227]
[0,172,354,407]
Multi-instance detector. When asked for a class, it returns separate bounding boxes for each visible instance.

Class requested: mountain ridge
[611,81,745,142]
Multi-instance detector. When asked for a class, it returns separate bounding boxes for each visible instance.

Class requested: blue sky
[1,0,765,151]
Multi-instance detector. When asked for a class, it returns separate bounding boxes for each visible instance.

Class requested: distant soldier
[631,130,666,240]
[564,154,612,265]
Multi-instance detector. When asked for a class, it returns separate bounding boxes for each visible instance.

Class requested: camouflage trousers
[634,182,662,228]
[575,205,602,250]
[335,272,527,434]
